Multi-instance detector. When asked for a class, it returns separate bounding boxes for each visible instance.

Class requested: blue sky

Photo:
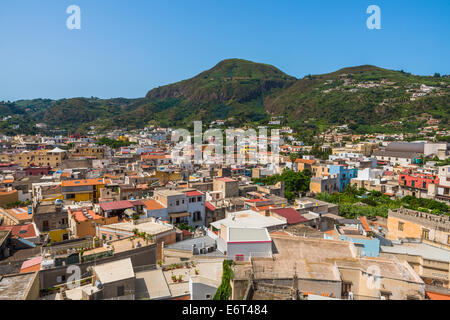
[1,0,449,101]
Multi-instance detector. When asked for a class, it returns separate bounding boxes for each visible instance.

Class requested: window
[380,291,391,300]
[117,285,125,297]
[205,294,211,299]
[422,229,429,240]
[176,200,179,206]
[235,254,244,262]
[342,282,352,298]
[197,197,202,202]
[398,222,404,231]
[193,211,201,222]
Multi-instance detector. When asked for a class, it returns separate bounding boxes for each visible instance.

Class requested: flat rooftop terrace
[105,220,173,236]
[0,272,36,300]
[381,242,450,263]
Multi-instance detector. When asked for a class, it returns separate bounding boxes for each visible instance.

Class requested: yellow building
[10,149,67,167]
[387,208,450,249]
[311,164,330,177]
[48,229,70,243]
[71,146,105,159]
[150,171,182,186]
[61,178,112,203]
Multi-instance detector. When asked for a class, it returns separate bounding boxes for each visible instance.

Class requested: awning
[124,208,136,217]
[169,212,190,218]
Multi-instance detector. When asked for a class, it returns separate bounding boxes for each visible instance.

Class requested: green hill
[1,59,449,134]
[146,58,296,103]
[265,65,450,131]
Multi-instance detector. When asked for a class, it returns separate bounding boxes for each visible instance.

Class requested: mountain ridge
[1,59,448,135]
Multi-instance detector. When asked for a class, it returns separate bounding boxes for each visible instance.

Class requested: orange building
[68,207,118,239]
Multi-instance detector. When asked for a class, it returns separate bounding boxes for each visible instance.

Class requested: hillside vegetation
[1,59,448,134]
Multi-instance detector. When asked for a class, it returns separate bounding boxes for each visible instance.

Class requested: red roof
[0,224,37,239]
[182,230,192,236]
[185,191,204,197]
[270,208,307,225]
[20,257,42,273]
[0,163,15,167]
[99,200,135,211]
[245,198,269,203]
[70,209,103,222]
[217,177,235,182]
[130,200,145,206]
[295,159,315,165]
[205,202,216,211]
[251,205,278,212]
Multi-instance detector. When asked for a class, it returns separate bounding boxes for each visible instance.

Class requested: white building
[223,227,272,261]
[209,210,285,260]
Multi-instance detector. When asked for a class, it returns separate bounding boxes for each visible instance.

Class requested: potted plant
[178,275,183,283]
[185,262,190,268]
[195,269,199,275]
[171,274,177,283]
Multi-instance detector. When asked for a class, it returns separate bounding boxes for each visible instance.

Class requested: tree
[213,260,234,300]
[252,169,311,201]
